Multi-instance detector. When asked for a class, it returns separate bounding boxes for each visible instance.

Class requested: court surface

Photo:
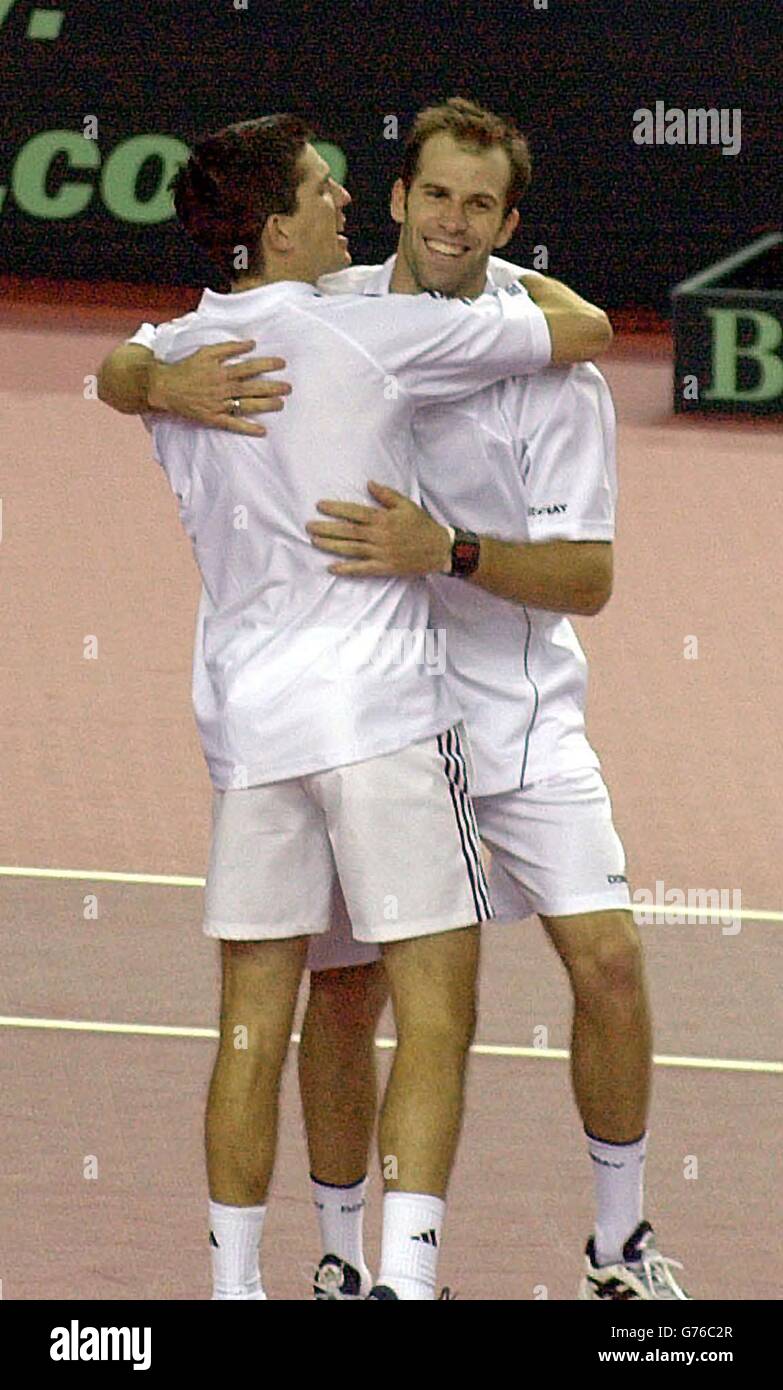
[1,287,780,1300]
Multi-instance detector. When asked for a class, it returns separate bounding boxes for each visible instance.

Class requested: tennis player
[99,98,689,1302]
[300,101,687,1302]
[103,111,610,1301]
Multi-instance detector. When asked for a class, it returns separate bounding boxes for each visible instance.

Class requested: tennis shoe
[578,1221,691,1300]
[313,1254,369,1300]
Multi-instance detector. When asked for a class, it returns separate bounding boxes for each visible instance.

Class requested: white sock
[311,1175,371,1285]
[378,1192,445,1300]
[587,1130,647,1266]
[208,1199,267,1299]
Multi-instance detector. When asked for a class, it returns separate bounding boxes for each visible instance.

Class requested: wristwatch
[448,527,481,578]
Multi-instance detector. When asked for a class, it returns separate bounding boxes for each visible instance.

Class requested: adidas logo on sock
[209,1231,219,1248]
[411,1229,438,1247]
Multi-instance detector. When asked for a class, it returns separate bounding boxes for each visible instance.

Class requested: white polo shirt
[319,257,617,793]
[139,278,551,788]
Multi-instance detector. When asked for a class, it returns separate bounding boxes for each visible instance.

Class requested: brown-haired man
[98,98,688,1300]
[100,108,611,1301]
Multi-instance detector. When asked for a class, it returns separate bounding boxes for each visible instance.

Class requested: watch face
[452,532,480,576]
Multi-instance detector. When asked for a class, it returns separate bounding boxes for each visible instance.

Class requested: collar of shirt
[198,280,321,316]
[360,253,501,298]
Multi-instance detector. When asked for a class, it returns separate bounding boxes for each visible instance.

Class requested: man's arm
[306,482,613,616]
[96,339,291,437]
[97,343,157,414]
[460,533,613,614]
[521,274,613,364]
[96,272,610,430]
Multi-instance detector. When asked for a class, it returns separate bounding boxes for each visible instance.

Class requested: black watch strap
[450,528,481,577]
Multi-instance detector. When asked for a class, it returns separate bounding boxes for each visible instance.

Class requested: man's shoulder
[487,254,529,287]
[316,263,385,295]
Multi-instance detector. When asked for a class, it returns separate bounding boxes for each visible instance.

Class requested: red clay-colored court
[1,287,781,1300]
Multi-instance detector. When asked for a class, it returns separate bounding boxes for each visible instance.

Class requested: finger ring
[228,397,242,416]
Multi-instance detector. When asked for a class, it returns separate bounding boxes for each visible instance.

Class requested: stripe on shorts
[447,725,493,919]
[436,727,493,921]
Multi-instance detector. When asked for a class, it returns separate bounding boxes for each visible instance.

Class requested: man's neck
[389,247,488,300]
[230,268,316,293]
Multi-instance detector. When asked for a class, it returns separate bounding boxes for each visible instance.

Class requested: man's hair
[170,114,313,280]
[401,96,532,214]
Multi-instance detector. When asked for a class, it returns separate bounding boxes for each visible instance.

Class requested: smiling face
[390,132,520,298]
[290,143,352,280]
[261,142,352,284]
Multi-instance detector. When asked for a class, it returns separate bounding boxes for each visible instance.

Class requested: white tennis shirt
[317,257,617,794]
[138,278,551,787]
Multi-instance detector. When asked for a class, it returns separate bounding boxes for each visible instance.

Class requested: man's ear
[493,207,520,250]
[390,178,407,226]
[263,212,294,258]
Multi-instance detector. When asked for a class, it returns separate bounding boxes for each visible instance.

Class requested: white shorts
[480,767,631,922]
[203,723,491,944]
[307,766,630,969]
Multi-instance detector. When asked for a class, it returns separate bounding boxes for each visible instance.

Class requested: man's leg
[299,960,388,1295]
[206,934,308,1297]
[540,909,652,1265]
[299,962,388,1185]
[374,923,480,1299]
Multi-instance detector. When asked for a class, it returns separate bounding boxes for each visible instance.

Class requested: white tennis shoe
[579,1221,691,1300]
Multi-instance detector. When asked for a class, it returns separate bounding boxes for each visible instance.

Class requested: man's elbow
[577,571,613,616]
[96,360,125,411]
[549,308,614,365]
[583,309,613,358]
[96,365,112,405]
[573,552,614,615]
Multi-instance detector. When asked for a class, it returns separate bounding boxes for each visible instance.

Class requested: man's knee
[544,911,645,1002]
[391,970,478,1054]
[398,997,477,1056]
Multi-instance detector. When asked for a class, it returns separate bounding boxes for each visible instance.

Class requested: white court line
[1,864,782,923]
[0,865,204,888]
[0,1015,780,1075]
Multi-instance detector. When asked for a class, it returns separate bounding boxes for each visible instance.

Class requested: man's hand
[520,274,613,364]
[147,341,291,436]
[307,481,451,576]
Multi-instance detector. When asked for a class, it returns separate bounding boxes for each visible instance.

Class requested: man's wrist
[448,527,481,578]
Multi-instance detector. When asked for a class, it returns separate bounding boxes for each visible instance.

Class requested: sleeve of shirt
[129,321,174,445]
[372,285,551,404]
[515,365,618,543]
[487,254,532,287]
[126,321,159,349]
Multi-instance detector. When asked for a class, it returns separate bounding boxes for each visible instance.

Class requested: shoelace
[639,1250,687,1299]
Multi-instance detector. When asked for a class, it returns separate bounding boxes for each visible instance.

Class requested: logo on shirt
[528,503,567,516]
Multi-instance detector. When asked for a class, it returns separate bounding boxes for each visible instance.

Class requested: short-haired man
[105,111,608,1300]
[297,99,687,1300]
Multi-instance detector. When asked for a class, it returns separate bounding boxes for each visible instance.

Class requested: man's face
[390,132,520,297]
[284,143,352,280]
